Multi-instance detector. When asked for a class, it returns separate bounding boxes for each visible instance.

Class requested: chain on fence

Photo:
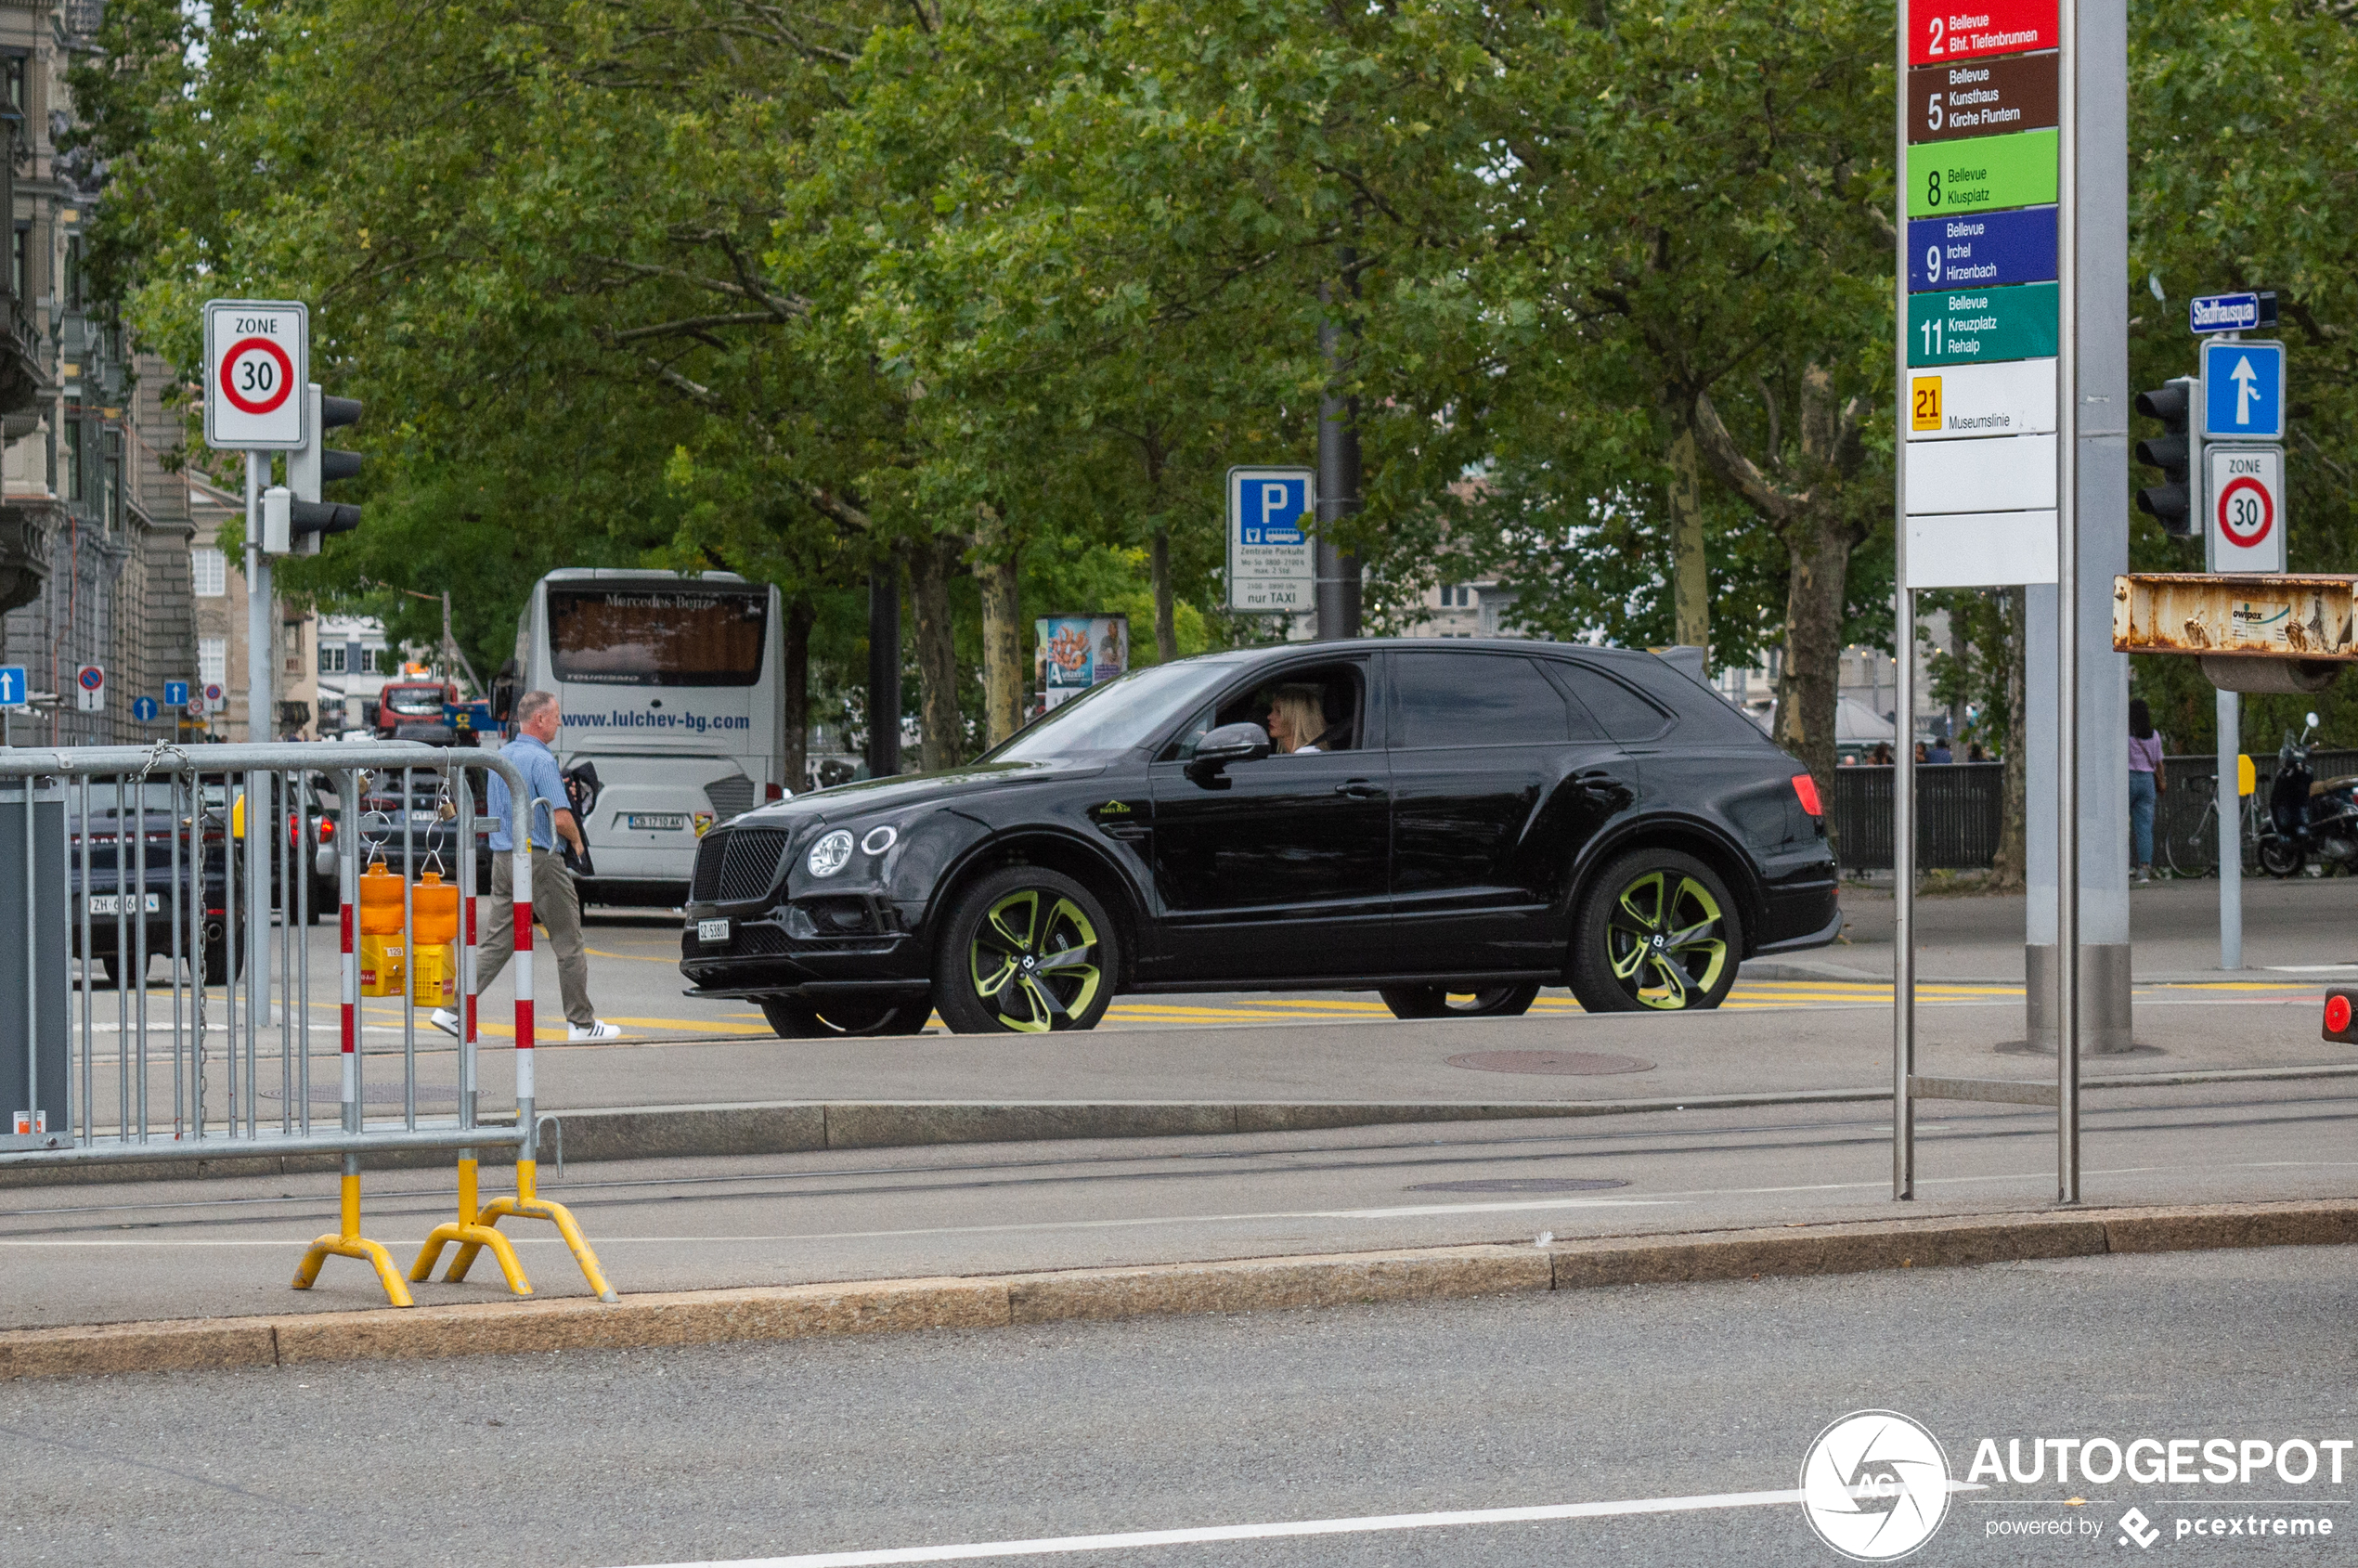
[0,741,614,1306]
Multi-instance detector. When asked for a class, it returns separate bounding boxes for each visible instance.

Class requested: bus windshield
[548,590,768,688]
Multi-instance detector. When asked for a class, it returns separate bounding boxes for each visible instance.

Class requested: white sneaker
[429,1008,460,1039]
[568,1020,621,1042]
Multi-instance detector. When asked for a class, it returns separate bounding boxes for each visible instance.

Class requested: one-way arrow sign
[2200,339,2285,441]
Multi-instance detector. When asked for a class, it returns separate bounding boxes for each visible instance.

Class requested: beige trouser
[474,849,597,1028]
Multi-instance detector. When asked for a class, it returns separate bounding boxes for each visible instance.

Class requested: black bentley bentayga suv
[679,639,1839,1036]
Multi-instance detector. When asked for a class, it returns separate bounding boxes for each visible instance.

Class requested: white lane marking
[615,1483,1986,1567]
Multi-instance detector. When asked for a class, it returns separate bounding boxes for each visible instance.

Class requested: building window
[60,238,80,311]
[190,548,227,597]
[10,226,25,306]
[3,54,23,112]
[62,421,81,500]
[319,643,344,675]
[358,646,378,675]
[103,458,120,532]
[198,638,227,689]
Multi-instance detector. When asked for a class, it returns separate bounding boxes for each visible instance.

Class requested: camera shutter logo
[1800,1410,1951,1561]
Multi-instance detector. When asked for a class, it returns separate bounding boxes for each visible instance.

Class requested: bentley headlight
[807,829,855,878]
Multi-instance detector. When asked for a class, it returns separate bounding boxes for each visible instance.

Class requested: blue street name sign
[1908,205,2056,293]
[163,680,190,706]
[0,666,21,706]
[2189,292,2261,334]
[133,695,160,723]
[2200,340,2286,441]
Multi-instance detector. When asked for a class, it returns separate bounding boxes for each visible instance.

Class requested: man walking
[431,689,619,1042]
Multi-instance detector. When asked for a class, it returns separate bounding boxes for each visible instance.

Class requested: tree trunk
[1991,585,2028,889]
[910,534,965,772]
[1772,509,1851,800]
[782,593,814,795]
[975,512,1025,746]
[1149,525,1179,664]
[1666,418,1709,654]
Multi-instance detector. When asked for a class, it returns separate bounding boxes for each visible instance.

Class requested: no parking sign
[74,664,103,714]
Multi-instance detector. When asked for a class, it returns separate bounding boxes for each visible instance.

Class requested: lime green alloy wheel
[935,866,1120,1033]
[1569,849,1743,1014]
[1607,871,1728,1008]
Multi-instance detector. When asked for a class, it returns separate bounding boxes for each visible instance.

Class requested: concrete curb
[9,1065,2358,1189]
[4,1198,2352,1382]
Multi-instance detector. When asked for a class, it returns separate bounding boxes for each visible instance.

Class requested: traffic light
[2132,376,2199,539]
[263,383,362,554]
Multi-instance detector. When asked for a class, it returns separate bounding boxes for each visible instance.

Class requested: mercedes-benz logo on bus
[1799,1410,1950,1561]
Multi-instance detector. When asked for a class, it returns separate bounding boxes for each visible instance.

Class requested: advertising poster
[1036,615,1130,710]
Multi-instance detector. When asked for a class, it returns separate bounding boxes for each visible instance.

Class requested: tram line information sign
[1899,0,2060,589]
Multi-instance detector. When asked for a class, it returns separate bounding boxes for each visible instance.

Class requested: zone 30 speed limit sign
[2207,446,2286,573]
[203,300,308,449]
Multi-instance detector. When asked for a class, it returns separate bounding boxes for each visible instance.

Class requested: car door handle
[1575,769,1626,795]
[1334,780,1386,799]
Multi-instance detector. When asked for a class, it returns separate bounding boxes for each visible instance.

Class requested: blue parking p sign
[1240,475,1308,545]
[2201,340,2285,441]
[0,666,22,706]
[163,680,190,707]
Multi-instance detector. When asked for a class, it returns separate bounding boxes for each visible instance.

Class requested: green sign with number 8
[1906,129,2058,219]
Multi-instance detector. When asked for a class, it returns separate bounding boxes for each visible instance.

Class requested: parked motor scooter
[2255,711,2358,876]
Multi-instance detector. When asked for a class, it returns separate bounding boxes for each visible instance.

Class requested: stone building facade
[0,0,198,745]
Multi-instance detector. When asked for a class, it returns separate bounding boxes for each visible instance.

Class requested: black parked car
[679,640,1839,1037]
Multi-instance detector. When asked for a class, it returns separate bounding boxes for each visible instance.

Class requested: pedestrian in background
[432,689,619,1041]
[2129,697,2167,885]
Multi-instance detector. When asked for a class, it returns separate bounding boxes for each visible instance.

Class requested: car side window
[1548,661,1672,743]
[1155,662,1367,760]
[1390,652,1590,748]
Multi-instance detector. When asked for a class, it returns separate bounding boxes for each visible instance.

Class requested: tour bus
[512,569,786,906]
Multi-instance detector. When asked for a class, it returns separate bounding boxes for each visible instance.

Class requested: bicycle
[2162,776,2264,879]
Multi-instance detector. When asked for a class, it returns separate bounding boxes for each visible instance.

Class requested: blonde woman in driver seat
[1266,685,1328,755]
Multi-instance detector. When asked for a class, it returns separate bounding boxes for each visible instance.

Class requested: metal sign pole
[1890,0,1915,1202]
[2219,689,2241,968]
[2055,0,2083,1204]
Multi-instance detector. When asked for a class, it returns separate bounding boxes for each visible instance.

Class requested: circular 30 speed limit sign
[202,299,308,449]
[2208,447,2286,571]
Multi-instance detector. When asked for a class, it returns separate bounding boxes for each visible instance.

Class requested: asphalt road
[4,1245,2353,1567]
[6,1078,2356,1328]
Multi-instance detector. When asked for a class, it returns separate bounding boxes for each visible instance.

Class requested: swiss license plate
[87,894,162,915]
[628,813,689,831]
[696,918,731,944]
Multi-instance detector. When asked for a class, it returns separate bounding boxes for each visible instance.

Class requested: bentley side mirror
[1185,721,1272,788]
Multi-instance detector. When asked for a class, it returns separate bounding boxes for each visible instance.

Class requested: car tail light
[2326,990,2356,1043]
[1791,772,1823,817]
[317,816,335,843]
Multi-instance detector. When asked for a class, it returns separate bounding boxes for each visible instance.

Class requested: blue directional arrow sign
[0,666,22,706]
[163,680,189,706]
[133,695,159,723]
[2201,340,2285,440]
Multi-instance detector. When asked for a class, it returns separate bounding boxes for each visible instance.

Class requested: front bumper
[678,898,931,997]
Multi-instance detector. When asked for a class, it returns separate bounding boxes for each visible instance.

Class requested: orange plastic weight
[409,871,460,1007]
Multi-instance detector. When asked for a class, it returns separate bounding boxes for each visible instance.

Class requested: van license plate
[697,919,730,944]
[628,813,689,831]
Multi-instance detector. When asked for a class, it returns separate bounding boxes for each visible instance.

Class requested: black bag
[561,761,601,877]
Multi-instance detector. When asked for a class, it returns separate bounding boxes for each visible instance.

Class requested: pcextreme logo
[1801,1410,1954,1562]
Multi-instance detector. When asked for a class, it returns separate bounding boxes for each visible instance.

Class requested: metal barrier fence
[0,740,613,1307]
[1833,748,2358,875]
[1828,762,2004,871]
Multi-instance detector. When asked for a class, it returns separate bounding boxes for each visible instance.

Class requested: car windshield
[987,660,1242,763]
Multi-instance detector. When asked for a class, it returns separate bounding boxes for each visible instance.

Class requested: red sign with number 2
[1909,0,2058,67]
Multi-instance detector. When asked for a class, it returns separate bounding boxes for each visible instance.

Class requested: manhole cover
[1446,1050,1654,1076]
[1407,1177,1629,1193]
